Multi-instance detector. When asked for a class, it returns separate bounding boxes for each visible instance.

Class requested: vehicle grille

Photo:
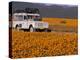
[38,23,43,27]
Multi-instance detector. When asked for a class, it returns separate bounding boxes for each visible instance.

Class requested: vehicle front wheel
[29,26,35,32]
[44,29,48,32]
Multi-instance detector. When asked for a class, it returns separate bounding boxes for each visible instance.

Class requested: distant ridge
[9,1,78,19]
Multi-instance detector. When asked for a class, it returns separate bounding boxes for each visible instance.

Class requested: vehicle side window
[14,15,19,20]
[27,15,32,19]
[17,15,23,21]
[24,16,27,20]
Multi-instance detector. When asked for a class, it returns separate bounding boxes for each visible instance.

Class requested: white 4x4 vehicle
[11,13,48,32]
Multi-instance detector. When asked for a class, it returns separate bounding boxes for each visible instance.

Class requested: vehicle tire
[44,29,48,32]
[29,26,35,32]
[16,25,21,31]
[47,29,51,32]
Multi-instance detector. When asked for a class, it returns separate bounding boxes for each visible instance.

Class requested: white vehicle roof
[13,13,40,16]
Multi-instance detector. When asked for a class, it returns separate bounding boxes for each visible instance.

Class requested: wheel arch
[15,24,22,28]
[29,24,33,28]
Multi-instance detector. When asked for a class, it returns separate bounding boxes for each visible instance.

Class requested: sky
[9,1,78,19]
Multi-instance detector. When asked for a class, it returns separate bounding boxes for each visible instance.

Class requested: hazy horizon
[9,1,78,19]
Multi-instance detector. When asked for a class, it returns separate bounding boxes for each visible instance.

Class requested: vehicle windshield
[33,16,41,21]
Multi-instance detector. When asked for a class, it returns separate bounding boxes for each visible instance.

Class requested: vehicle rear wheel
[16,25,20,31]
